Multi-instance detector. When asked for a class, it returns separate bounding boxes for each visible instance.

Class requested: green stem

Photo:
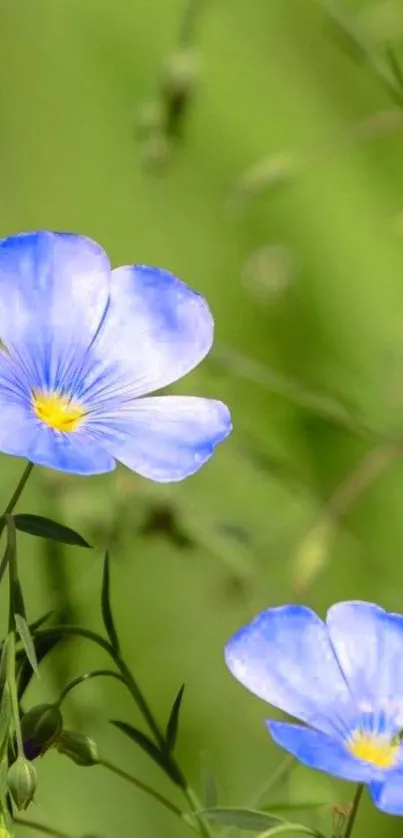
[5,516,24,757]
[13,815,74,838]
[33,626,213,838]
[57,669,127,706]
[0,462,34,587]
[182,785,214,838]
[249,754,295,806]
[100,757,195,828]
[343,784,364,838]
[113,652,167,749]
[5,632,23,757]
[4,462,34,516]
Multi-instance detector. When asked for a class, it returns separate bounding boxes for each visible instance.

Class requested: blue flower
[225,601,403,815]
[0,231,231,479]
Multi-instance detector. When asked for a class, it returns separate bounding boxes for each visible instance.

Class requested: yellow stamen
[348,730,399,769]
[32,391,86,432]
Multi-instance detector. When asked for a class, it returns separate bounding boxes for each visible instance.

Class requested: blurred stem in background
[138,0,206,166]
[292,441,402,594]
[14,816,74,838]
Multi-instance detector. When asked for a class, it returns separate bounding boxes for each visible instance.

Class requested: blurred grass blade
[111,720,182,785]
[101,552,120,653]
[201,758,219,808]
[164,683,185,753]
[199,808,285,831]
[15,614,39,677]
[13,514,91,548]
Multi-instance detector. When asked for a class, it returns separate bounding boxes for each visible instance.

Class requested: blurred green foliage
[1,0,403,835]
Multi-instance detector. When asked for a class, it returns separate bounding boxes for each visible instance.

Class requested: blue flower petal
[0,401,115,474]
[370,771,403,815]
[87,395,231,482]
[267,721,379,784]
[326,602,403,729]
[224,606,354,736]
[79,265,214,402]
[0,231,110,392]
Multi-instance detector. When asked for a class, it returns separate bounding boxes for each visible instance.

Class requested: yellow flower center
[348,730,400,769]
[32,391,86,432]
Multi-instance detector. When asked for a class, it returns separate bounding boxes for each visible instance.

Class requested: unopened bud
[7,757,37,810]
[162,50,199,100]
[22,703,63,760]
[56,730,99,767]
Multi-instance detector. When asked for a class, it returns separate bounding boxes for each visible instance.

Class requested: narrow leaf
[165,684,185,753]
[101,552,120,652]
[13,514,91,548]
[199,808,285,831]
[111,720,182,785]
[15,614,39,676]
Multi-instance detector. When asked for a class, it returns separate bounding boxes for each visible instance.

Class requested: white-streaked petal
[81,265,214,402]
[370,770,403,815]
[0,399,115,474]
[87,395,231,482]
[326,602,403,728]
[0,231,111,392]
[225,605,354,736]
[268,721,382,784]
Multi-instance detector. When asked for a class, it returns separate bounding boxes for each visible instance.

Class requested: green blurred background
[2,0,403,835]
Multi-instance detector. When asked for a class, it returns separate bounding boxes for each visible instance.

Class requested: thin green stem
[249,754,295,806]
[5,632,23,757]
[343,784,364,838]
[179,0,205,47]
[13,815,74,838]
[183,785,214,838]
[57,669,126,707]
[100,758,195,829]
[113,652,166,749]
[4,462,34,516]
[33,626,213,837]
[0,462,34,586]
[5,516,24,758]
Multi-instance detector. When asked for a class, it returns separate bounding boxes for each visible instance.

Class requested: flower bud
[21,703,63,760]
[162,50,199,100]
[56,730,99,766]
[7,757,37,810]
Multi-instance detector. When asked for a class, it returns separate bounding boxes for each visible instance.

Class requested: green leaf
[15,614,39,676]
[199,808,285,831]
[101,552,119,652]
[111,720,182,785]
[13,514,91,548]
[164,683,185,753]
